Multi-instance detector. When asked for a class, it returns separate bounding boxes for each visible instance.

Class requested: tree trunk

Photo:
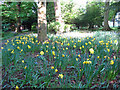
[54,0,64,33]
[89,24,94,29]
[103,0,111,30]
[118,12,120,29]
[37,1,47,42]
[17,2,22,32]
[113,18,115,27]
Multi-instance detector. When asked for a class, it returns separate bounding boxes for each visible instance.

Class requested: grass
[1,31,19,40]
[1,30,120,89]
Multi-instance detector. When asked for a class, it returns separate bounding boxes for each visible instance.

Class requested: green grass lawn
[1,30,120,89]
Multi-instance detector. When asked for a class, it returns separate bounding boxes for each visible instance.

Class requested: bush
[70,24,78,31]
[47,22,61,34]
[2,23,11,32]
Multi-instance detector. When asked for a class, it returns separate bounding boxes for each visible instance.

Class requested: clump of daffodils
[83,61,92,64]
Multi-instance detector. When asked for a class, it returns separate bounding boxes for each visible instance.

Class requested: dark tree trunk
[103,0,111,30]
[112,15,115,27]
[118,12,120,29]
[17,2,22,32]
[89,24,94,29]
[28,25,31,31]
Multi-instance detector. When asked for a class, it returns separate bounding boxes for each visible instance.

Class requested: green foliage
[1,2,37,31]
[46,2,55,23]
[2,23,11,32]
[72,2,104,29]
[61,2,76,24]
[47,22,61,34]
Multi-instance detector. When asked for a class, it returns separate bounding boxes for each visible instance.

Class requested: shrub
[47,22,61,34]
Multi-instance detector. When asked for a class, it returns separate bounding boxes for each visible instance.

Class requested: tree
[72,2,103,29]
[61,1,75,24]
[17,2,21,32]
[109,1,120,29]
[1,2,37,32]
[103,0,111,30]
[54,0,64,33]
[37,1,47,42]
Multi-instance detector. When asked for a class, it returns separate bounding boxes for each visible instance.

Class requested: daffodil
[53,46,55,49]
[52,51,55,56]
[22,60,24,63]
[8,49,11,51]
[89,48,94,54]
[62,54,65,57]
[66,47,68,50]
[110,40,112,43]
[61,43,63,45]
[82,46,84,48]
[110,60,114,65]
[24,66,27,69]
[88,41,91,44]
[46,45,48,48]
[78,40,81,42]
[27,45,31,49]
[73,45,76,48]
[85,43,88,45]
[47,41,49,44]
[97,56,99,59]
[67,43,70,46]
[87,58,89,60]
[76,58,78,61]
[79,47,82,49]
[40,51,44,55]
[78,54,80,57]
[107,49,110,52]
[17,46,20,50]
[104,56,106,58]
[7,40,9,43]
[1,47,4,49]
[58,74,63,79]
[106,43,108,45]
[5,43,7,45]
[55,69,58,72]
[15,85,19,90]
[114,40,117,43]
[51,66,54,69]
[11,50,14,54]
[36,40,38,42]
